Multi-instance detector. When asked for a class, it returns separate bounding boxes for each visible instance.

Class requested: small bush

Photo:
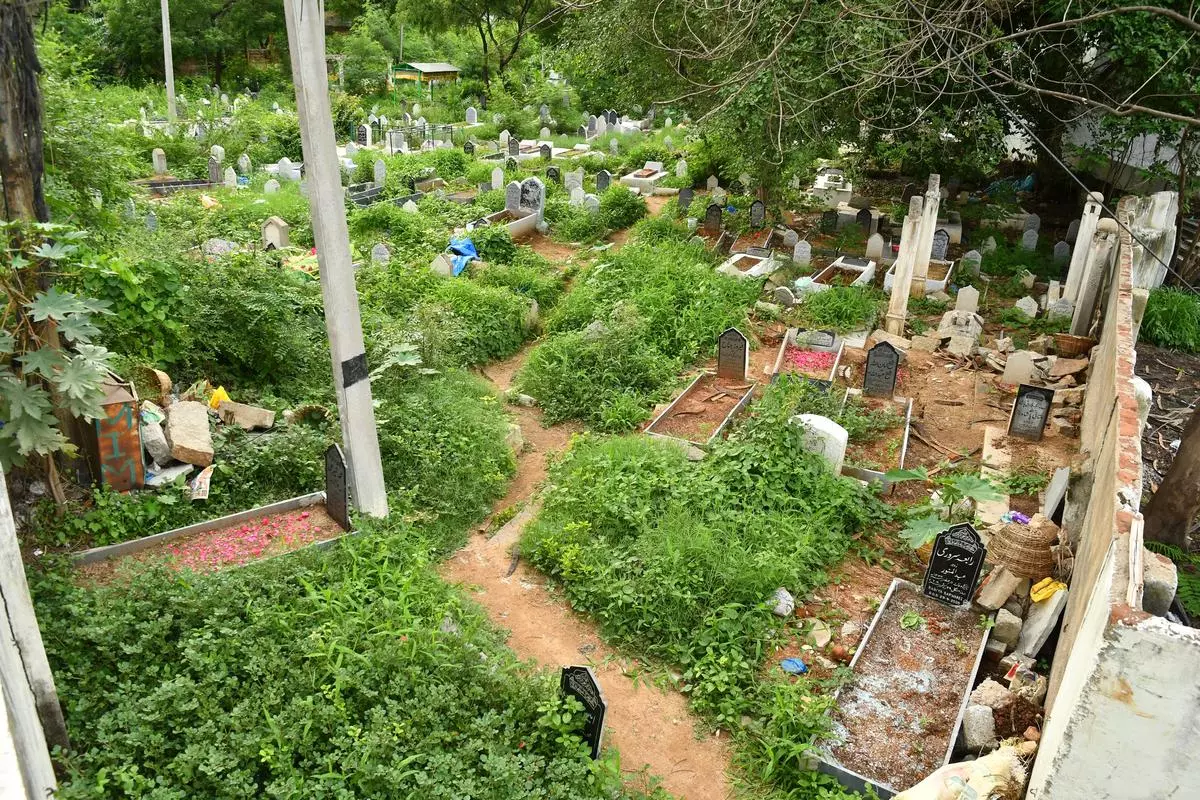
[599,185,647,229]
[797,286,882,331]
[1142,287,1200,351]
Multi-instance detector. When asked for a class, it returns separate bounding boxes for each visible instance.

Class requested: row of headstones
[503,177,548,220]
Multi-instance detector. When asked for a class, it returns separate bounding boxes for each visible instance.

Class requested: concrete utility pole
[160,0,177,121]
[283,0,389,517]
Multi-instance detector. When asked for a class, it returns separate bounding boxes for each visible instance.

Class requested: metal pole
[283,0,389,517]
[160,0,177,121]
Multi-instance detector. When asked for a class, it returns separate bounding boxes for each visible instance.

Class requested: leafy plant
[797,286,881,332]
[0,221,115,472]
[885,466,1004,547]
[900,610,925,630]
[1142,287,1200,352]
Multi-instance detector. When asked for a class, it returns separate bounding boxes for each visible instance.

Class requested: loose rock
[165,400,214,466]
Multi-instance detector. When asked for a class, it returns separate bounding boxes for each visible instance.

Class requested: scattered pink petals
[163,509,337,572]
[784,347,835,376]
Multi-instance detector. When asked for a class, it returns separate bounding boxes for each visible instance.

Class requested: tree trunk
[1144,406,1200,549]
[476,23,489,87]
[0,0,48,222]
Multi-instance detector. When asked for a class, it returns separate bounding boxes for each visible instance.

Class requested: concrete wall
[1028,194,1200,798]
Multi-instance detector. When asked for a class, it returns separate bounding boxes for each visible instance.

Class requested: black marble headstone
[749,200,766,229]
[325,444,350,531]
[678,187,694,213]
[863,341,900,398]
[464,141,476,156]
[717,327,749,381]
[356,124,369,146]
[820,209,838,234]
[856,207,872,232]
[540,143,552,161]
[704,203,723,233]
[1008,384,1054,441]
[560,666,607,760]
[595,170,611,192]
[546,166,561,184]
[922,523,985,607]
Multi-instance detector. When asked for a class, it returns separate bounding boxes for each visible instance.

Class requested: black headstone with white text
[749,200,766,229]
[704,203,723,233]
[356,124,369,146]
[863,341,900,398]
[325,444,351,531]
[546,166,561,184]
[1008,384,1054,441]
[463,140,475,156]
[922,523,985,607]
[560,666,606,760]
[540,143,552,161]
[717,327,749,381]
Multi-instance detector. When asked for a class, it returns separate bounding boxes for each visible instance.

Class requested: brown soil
[928,261,951,281]
[648,374,753,443]
[527,233,582,262]
[1136,342,1200,493]
[449,237,735,798]
[76,504,344,586]
[828,583,985,792]
[734,254,767,273]
[816,266,866,287]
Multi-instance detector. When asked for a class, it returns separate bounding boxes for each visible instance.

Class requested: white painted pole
[885,195,924,336]
[910,174,941,298]
[283,0,389,517]
[160,0,177,121]
[1063,192,1104,305]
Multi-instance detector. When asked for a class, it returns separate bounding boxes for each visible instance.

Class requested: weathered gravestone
[856,207,873,232]
[540,104,550,122]
[521,177,546,221]
[865,233,885,261]
[1015,296,1039,318]
[540,126,551,140]
[152,148,168,175]
[223,167,238,189]
[210,144,225,163]
[791,414,848,474]
[261,216,290,250]
[676,159,688,178]
[540,143,552,161]
[961,249,982,277]
[560,667,606,760]
[749,200,766,229]
[371,243,390,263]
[717,328,749,381]
[466,106,477,124]
[546,166,561,184]
[145,211,158,232]
[505,181,522,214]
[590,169,608,193]
[782,229,799,248]
[820,210,838,234]
[1008,384,1055,441]
[1053,241,1070,264]
[373,159,387,186]
[263,179,280,194]
[1066,219,1080,244]
[1021,229,1038,251]
[902,183,918,202]
[207,157,221,184]
[678,187,694,213]
[464,140,475,157]
[863,341,901,398]
[345,141,358,158]
[508,137,520,157]
[931,229,950,261]
[583,194,600,215]
[706,175,719,191]
[1024,213,1041,232]
[237,153,252,175]
[587,116,597,136]
[955,285,979,313]
[704,203,723,233]
[499,129,511,146]
[796,329,838,351]
[922,523,985,607]
[793,240,811,265]
[570,187,586,207]
[492,167,505,191]
[324,444,351,531]
[981,236,997,254]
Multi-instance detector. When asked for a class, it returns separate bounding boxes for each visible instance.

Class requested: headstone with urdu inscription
[464,140,475,156]
[595,170,611,192]
[863,341,900,398]
[931,229,950,261]
[540,143,552,161]
[508,137,520,157]
[921,523,985,607]
[561,667,606,760]
[704,203,723,233]
[325,444,351,531]
[749,200,766,229]
[546,166,561,184]
[716,328,749,381]
[1008,384,1054,441]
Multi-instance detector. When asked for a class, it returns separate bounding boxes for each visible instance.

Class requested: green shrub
[417,280,534,366]
[1142,287,1200,351]
[798,286,882,332]
[552,205,607,243]
[473,253,566,309]
[36,527,646,799]
[599,184,647,229]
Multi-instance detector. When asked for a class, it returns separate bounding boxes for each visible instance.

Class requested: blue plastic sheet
[780,657,808,675]
[447,237,478,276]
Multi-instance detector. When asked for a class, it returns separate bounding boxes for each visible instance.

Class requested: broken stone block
[938,309,984,340]
[1054,386,1085,406]
[165,400,214,466]
[868,329,911,351]
[911,335,940,353]
[1142,548,1179,616]
[993,336,1014,354]
[947,335,976,357]
[1015,588,1068,657]
[1048,357,1088,378]
[217,401,275,431]
[1051,416,1080,437]
[1028,335,1050,355]
[141,420,172,464]
[1002,350,1039,385]
[977,565,1022,611]
[1014,296,1039,319]
[992,608,1023,648]
[772,587,795,617]
[970,678,1015,710]
[963,705,998,752]
[505,422,524,455]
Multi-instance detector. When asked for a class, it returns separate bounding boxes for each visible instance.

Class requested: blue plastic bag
[447,237,478,276]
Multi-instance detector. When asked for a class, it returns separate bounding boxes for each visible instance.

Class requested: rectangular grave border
[808,578,993,799]
[769,328,844,384]
[883,258,957,295]
[811,258,876,291]
[837,387,913,490]
[70,491,355,566]
[644,371,756,450]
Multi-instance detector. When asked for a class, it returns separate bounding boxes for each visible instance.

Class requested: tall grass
[1142,287,1200,351]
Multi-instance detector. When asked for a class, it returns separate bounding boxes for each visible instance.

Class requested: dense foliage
[1142,287,1200,352]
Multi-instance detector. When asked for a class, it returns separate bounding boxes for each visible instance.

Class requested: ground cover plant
[796,286,882,332]
[522,376,890,796]
[1141,287,1200,352]
[517,238,760,429]
[35,526,656,800]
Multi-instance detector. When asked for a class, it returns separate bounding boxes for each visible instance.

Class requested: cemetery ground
[13,90,1157,800]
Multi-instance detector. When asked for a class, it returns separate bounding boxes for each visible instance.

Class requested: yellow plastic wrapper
[200,194,220,209]
[208,386,231,410]
[1030,578,1066,602]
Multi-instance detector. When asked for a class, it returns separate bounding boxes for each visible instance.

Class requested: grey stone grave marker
[357,124,369,146]
[1008,384,1055,441]
[1024,213,1041,232]
[794,240,811,265]
[922,523,985,607]
[717,328,749,381]
[820,210,838,234]
[706,175,719,191]
[1021,229,1038,251]
[540,143,552,161]
[704,203,723,233]
[373,159,387,186]
[678,187,694,213]
[863,341,900,398]
[145,211,158,232]
[466,106,477,124]
[749,200,766,229]
[1053,241,1070,263]
[508,137,520,157]
[1066,219,1080,244]
[208,157,221,184]
[152,148,168,175]
[931,229,950,261]
[371,243,390,263]
[505,181,522,213]
[546,166,561,184]
[237,153,252,175]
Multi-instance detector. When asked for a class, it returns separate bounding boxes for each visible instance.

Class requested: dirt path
[444,240,735,799]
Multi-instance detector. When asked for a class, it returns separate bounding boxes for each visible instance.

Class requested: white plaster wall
[1030,615,1200,799]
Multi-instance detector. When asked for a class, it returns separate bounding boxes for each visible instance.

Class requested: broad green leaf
[900,515,947,549]
[58,315,101,344]
[76,297,113,315]
[883,466,929,483]
[31,241,78,261]
[53,356,105,403]
[0,378,52,422]
[18,347,66,379]
[7,414,68,455]
[8,253,29,271]
[73,344,114,369]
[0,331,14,355]
[26,287,86,322]
[947,474,1004,504]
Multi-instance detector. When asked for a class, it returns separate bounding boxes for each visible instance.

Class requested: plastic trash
[190,464,214,500]
[208,386,231,410]
[447,237,479,276]
[780,657,808,675]
[1030,578,1066,602]
[1000,511,1031,525]
[894,742,1032,799]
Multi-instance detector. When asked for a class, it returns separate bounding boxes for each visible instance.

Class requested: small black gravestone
[746,246,772,258]
[478,182,492,194]
[595,169,611,192]
[560,666,606,760]
[546,166,561,184]
[506,157,518,171]
[540,143,552,161]
[796,328,837,350]
[922,523,986,607]
[1008,384,1055,441]
[356,124,369,146]
[902,182,918,202]
[704,203,723,233]
[577,125,587,138]
[464,140,475,156]
[607,110,618,125]
[371,120,382,139]
[324,444,351,531]
[716,327,749,381]
[863,340,901,398]
[749,200,766,229]
[931,229,950,261]
[508,137,520,157]
[678,187,694,214]
[855,206,872,232]
[820,209,838,234]
[877,215,890,235]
